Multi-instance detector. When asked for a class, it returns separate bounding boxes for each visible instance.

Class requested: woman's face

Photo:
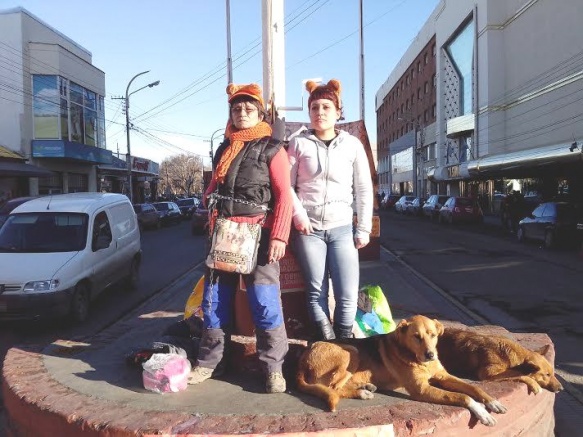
[309,99,340,134]
[230,101,262,130]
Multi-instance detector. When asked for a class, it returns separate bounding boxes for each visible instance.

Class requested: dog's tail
[296,370,340,412]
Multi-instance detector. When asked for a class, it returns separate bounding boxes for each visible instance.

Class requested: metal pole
[359,0,365,121]
[226,0,233,84]
[209,128,223,173]
[125,70,150,203]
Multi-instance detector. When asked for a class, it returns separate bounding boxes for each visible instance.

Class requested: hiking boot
[188,366,214,385]
[265,371,287,393]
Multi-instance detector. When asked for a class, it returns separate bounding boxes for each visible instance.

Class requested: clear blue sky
[4,0,439,164]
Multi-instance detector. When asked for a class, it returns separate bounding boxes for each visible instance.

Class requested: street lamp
[209,128,224,172]
[125,70,160,203]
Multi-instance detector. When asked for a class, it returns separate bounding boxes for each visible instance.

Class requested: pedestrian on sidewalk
[189,83,293,394]
[287,79,373,340]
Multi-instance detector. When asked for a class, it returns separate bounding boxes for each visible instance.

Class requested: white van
[0,193,141,322]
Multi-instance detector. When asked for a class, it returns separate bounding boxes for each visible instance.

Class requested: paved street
[2,213,583,435]
[377,209,583,436]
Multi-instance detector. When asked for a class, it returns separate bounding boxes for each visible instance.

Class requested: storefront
[97,155,159,203]
[0,145,54,202]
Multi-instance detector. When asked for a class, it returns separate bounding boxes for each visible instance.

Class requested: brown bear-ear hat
[305,79,342,110]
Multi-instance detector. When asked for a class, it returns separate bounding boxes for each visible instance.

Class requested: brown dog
[437,327,563,394]
[296,315,506,426]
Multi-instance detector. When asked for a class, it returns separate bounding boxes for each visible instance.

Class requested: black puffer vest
[213,136,283,217]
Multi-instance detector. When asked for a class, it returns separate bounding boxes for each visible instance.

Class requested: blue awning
[0,161,54,177]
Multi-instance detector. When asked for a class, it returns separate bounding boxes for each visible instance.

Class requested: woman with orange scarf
[189,83,292,394]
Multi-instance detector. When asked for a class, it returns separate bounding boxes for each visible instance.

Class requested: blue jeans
[292,224,359,328]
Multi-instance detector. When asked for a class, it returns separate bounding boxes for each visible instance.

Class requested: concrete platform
[2,252,558,436]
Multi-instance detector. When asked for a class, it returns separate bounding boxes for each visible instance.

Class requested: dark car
[381,194,400,210]
[152,201,182,226]
[133,203,161,231]
[191,206,210,235]
[405,197,426,216]
[438,196,483,225]
[0,196,39,228]
[176,197,200,220]
[394,195,416,213]
[500,192,541,232]
[422,195,450,220]
[517,201,582,249]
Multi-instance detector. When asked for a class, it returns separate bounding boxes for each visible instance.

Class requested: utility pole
[262,0,285,117]
[226,0,233,83]
[359,0,365,121]
[124,71,160,203]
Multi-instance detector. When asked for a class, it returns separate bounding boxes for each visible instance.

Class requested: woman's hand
[354,235,369,249]
[294,217,313,235]
[268,239,287,263]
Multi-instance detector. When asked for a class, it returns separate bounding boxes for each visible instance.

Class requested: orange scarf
[214,121,272,184]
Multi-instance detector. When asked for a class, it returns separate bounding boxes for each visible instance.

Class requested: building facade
[376,0,583,210]
[0,7,158,203]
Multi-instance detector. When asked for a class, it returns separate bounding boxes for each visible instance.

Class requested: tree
[158,154,204,199]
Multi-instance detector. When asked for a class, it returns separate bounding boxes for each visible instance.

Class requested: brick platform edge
[3,327,556,436]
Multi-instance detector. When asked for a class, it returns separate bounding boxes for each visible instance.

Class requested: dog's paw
[485,399,507,414]
[363,383,377,393]
[528,383,542,395]
[357,389,375,400]
[468,399,497,426]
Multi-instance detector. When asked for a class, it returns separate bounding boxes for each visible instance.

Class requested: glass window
[446,19,474,115]
[98,96,106,148]
[84,108,97,146]
[70,82,84,105]
[532,205,545,218]
[92,211,112,251]
[84,89,96,110]
[0,212,88,253]
[33,75,59,139]
[60,98,69,140]
[70,103,84,143]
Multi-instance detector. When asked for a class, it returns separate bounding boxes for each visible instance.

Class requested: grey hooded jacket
[287,129,373,239]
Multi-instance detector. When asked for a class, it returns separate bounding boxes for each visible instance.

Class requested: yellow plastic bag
[184,275,205,319]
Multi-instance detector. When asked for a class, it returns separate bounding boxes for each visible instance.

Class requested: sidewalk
[2,250,557,436]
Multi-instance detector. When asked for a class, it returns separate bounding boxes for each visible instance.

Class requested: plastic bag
[184,275,205,320]
[142,353,191,394]
[355,285,396,336]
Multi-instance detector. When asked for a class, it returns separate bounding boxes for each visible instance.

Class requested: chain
[206,267,214,318]
[209,193,271,212]
[304,199,351,211]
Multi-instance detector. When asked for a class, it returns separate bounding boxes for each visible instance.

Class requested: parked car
[500,192,541,232]
[133,203,161,231]
[152,201,182,226]
[438,196,484,225]
[422,195,450,220]
[394,195,416,213]
[381,194,400,210]
[176,197,200,220]
[191,206,210,235]
[405,197,426,216]
[0,193,141,322]
[0,196,39,228]
[517,201,582,249]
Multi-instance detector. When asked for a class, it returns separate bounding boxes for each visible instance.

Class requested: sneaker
[188,366,214,385]
[265,371,286,393]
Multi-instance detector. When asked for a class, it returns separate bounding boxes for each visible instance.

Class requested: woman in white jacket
[288,79,373,340]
